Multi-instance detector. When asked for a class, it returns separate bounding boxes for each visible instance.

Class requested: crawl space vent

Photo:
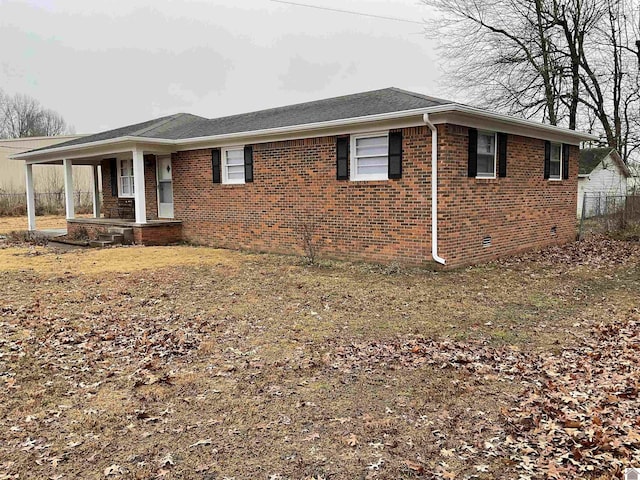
[551,226,557,236]
[482,236,492,248]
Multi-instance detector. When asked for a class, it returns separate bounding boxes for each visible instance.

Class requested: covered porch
[21,144,182,246]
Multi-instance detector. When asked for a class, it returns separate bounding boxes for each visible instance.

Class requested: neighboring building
[627,161,640,194]
[577,148,631,217]
[0,136,92,193]
[13,88,595,268]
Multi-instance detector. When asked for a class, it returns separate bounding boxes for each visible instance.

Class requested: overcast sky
[0,0,445,134]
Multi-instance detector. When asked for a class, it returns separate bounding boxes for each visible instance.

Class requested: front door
[157,155,174,218]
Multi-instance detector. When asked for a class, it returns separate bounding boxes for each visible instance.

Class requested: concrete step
[107,227,134,244]
[107,226,133,234]
[89,240,114,248]
[98,233,124,244]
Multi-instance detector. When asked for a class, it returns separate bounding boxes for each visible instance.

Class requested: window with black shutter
[562,144,570,180]
[244,146,254,183]
[497,133,508,178]
[388,131,402,179]
[468,128,478,178]
[336,136,349,180]
[211,149,221,184]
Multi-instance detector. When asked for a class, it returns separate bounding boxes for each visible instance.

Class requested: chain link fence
[579,193,640,239]
[0,191,97,216]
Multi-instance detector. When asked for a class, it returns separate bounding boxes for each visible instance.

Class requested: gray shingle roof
[26,88,454,153]
[144,87,453,139]
[579,147,614,174]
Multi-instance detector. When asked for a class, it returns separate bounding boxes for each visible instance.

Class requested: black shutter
[562,144,570,180]
[498,133,508,178]
[544,141,551,179]
[468,128,478,178]
[388,131,403,179]
[336,136,349,180]
[211,149,221,184]
[109,158,118,197]
[244,145,254,183]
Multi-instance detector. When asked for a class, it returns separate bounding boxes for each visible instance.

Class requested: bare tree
[424,0,640,162]
[0,89,72,138]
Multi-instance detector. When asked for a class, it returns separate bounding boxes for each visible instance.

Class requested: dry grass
[0,245,234,274]
[1,240,639,479]
[0,214,91,235]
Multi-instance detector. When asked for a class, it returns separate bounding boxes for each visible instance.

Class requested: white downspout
[423,114,446,265]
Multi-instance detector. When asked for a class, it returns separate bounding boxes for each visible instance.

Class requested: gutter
[423,113,446,265]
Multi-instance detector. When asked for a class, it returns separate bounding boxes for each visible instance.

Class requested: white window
[118,159,135,197]
[351,133,389,181]
[222,147,245,184]
[550,143,562,180]
[477,132,496,178]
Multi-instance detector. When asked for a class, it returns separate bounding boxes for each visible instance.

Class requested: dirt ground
[0,239,638,479]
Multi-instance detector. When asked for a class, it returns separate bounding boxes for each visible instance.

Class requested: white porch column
[132,148,147,224]
[25,163,36,231]
[92,164,101,218]
[63,158,75,220]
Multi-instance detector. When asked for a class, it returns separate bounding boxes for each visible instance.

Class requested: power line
[269,0,425,25]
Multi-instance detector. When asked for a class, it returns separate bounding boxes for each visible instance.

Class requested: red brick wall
[96,124,578,267]
[101,160,117,218]
[172,127,432,264]
[100,157,158,220]
[132,224,182,245]
[436,124,578,267]
[143,155,158,221]
[67,222,108,240]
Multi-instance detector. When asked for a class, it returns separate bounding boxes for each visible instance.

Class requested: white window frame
[117,158,135,198]
[549,142,562,181]
[476,131,497,179]
[350,131,389,182]
[221,146,245,185]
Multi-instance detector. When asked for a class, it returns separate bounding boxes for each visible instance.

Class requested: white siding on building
[0,136,94,193]
[577,154,628,217]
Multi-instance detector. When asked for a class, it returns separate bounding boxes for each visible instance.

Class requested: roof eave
[424,104,598,144]
[12,103,597,160]
[10,136,176,162]
[173,107,439,148]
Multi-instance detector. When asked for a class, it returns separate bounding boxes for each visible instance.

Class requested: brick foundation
[132,223,182,246]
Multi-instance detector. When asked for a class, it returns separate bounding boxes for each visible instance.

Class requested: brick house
[13,88,596,268]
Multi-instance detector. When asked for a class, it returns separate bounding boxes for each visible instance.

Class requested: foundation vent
[551,226,557,236]
[482,236,492,248]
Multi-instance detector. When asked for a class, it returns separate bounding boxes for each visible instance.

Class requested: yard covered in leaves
[0,238,639,479]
